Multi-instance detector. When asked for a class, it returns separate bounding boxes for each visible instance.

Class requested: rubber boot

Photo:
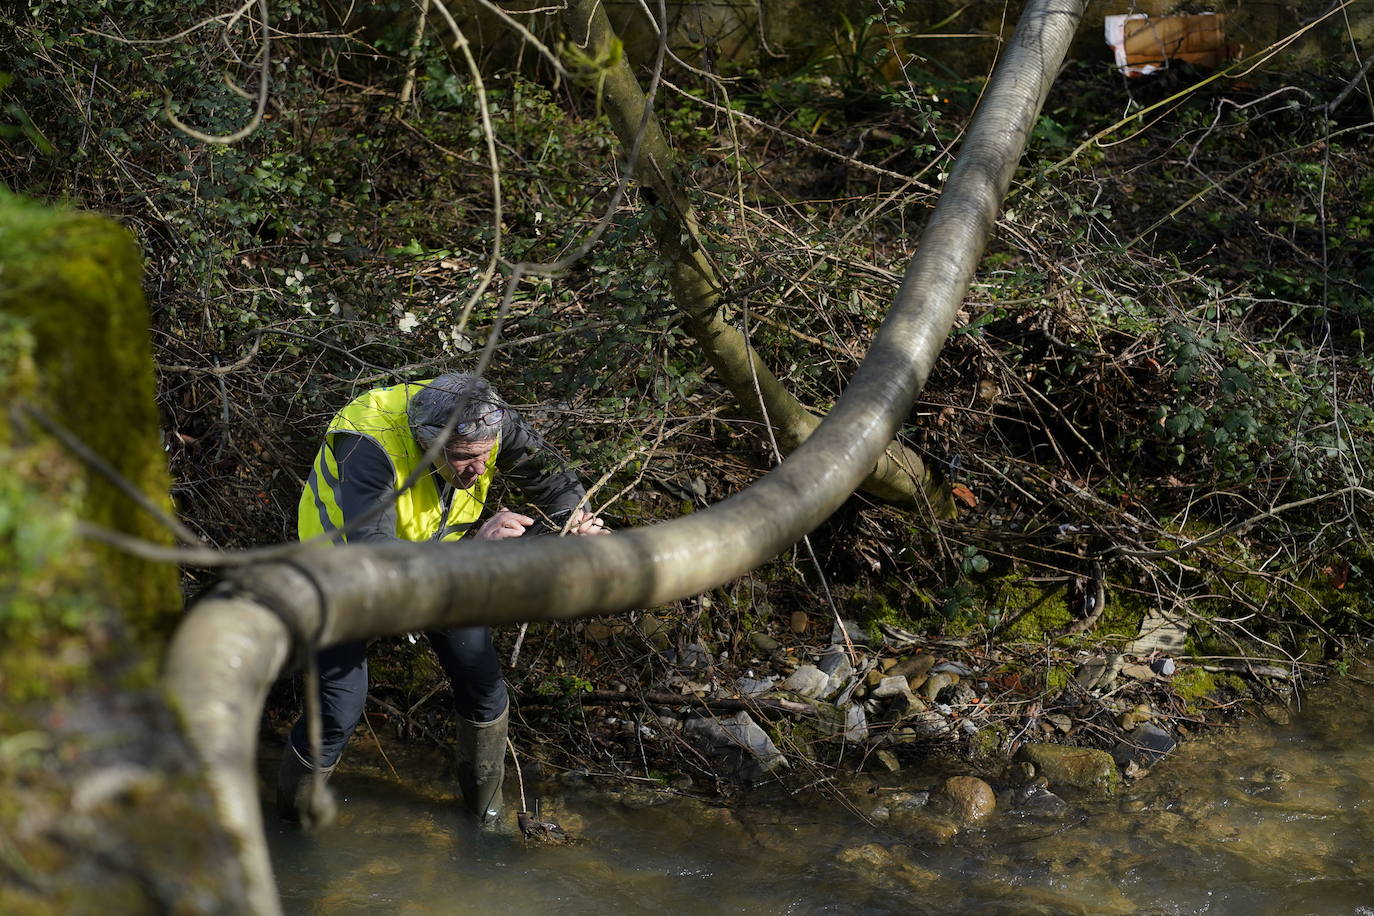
[455,703,508,827]
[276,743,338,830]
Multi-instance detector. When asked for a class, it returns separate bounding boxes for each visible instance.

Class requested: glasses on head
[452,406,504,438]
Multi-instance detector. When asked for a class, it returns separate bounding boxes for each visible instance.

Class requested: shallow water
[268,671,1374,915]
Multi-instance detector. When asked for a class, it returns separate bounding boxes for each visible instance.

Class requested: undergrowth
[3,0,1372,778]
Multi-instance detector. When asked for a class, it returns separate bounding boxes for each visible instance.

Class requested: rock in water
[941,776,996,822]
[1017,743,1121,797]
[1112,723,1176,767]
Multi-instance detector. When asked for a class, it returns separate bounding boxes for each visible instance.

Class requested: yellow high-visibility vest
[297,380,499,543]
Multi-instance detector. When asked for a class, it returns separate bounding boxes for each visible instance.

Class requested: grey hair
[407,373,506,448]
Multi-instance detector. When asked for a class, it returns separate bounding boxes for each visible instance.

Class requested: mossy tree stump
[0,193,247,912]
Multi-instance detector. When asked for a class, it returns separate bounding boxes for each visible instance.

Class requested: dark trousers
[287,626,508,767]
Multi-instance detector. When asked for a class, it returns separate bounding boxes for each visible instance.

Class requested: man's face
[442,438,497,488]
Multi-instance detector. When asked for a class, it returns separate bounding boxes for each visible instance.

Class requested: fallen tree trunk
[164,2,1087,911]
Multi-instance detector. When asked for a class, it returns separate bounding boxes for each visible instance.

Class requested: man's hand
[476,508,534,541]
[564,509,610,536]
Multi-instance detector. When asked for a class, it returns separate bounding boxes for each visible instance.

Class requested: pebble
[932,661,973,677]
[1151,657,1177,677]
[584,621,613,644]
[890,654,937,683]
[1121,663,1155,681]
[921,673,953,702]
[843,704,869,742]
[875,749,901,773]
[748,632,781,652]
[789,611,809,634]
[817,645,853,678]
[873,675,912,699]
[1047,713,1072,734]
[781,665,829,699]
[677,642,711,670]
[1075,656,1108,689]
[734,676,774,698]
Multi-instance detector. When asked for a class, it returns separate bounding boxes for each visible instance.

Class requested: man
[279,373,606,828]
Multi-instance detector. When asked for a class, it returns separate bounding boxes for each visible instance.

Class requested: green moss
[862,591,919,642]
[997,582,1072,640]
[1171,667,1217,701]
[0,193,179,706]
[1044,664,1074,691]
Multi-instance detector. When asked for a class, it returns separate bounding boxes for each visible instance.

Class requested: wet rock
[1113,723,1176,768]
[734,676,774,698]
[1017,743,1120,797]
[781,665,829,698]
[683,711,788,783]
[1016,785,1068,819]
[748,632,781,652]
[900,815,960,845]
[835,842,941,887]
[830,619,872,646]
[938,776,996,822]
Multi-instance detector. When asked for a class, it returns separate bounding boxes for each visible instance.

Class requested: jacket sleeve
[495,410,588,525]
[331,433,402,543]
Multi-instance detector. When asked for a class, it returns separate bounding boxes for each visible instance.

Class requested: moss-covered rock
[1017,743,1120,797]
[0,194,246,912]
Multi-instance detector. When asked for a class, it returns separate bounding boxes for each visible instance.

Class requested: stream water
[266,670,1374,914]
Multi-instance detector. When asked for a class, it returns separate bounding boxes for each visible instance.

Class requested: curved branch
[165,0,271,145]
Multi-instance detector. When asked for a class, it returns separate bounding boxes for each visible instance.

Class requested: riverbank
[266,664,1374,913]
